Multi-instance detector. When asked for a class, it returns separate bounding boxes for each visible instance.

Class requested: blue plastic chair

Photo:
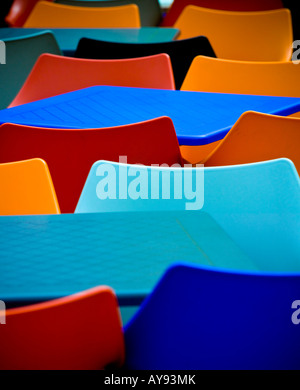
[75,158,300,272]
[124,262,300,369]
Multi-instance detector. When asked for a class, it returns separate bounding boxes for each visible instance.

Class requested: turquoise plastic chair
[75,158,300,272]
[55,0,162,26]
[0,31,62,109]
[124,262,300,369]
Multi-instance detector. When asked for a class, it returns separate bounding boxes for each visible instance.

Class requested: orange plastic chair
[0,158,60,216]
[180,56,300,164]
[202,112,300,176]
[23,1,141,28]
[9,53,175,107]
[181,56,300,96]
[160,0,284,26]
[0,286,125,370]
[5,0,53,27]
[174,6,293,62]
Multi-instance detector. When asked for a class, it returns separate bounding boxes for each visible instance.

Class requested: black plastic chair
[74,35,216,89]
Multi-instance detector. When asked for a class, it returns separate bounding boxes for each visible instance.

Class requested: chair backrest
[23,1,141,27]
[181,56,300,97]
[203,111,300,174]
[74,35,216,89]
[75,158,300,272]
[0,158,60,216]
[0,31,62,110]
[124,263,300,369]
[160,0,284,26]
[55,0,162,26]
[174,6,293,61]
[0,117,183,213]
[9,53,175,107]
[5,0,53,27]
[0,285,124,369]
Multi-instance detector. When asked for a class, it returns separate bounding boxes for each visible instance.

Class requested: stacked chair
[1,0,300,371]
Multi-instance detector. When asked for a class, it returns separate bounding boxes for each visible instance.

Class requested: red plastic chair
[160,0,284,26]
[5,0,53,27]
[0,117,183,213]
[9,53,175,107]
[0,286,125,370]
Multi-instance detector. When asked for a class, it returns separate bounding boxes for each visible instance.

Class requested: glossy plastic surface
[124,263,300,369]
[9,53,175,107]
[1,86,299,146]
[0,31,61,109]
[0,286,124,369]
[174,6,292,61]
[0,158,60,216]
[74,35,216,89]
[161,0,284,26]
[76,159,300,271]
[181,56,300,97]
[55,0,162,26]
[24,1,141,27]
[204,112,300,177]
[0,117,182,213]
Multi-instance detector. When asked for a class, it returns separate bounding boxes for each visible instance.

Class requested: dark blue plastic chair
[124,263,300,369]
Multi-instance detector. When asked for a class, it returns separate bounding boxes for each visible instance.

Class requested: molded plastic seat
[181,56,300,96]
[203,112,300,176]
[74,35,216,89]
[76,158,300,271]
[55,0,162,26]
[0,31,62,110]
[5,0,53,27]
[9,53,175,107]
[124,263,300,369]
[0,158,60,216]
[160,0,284,26]
[0,286,124,369]
[0,117,183,213]
[174,6,293,62]
[180,56,300,164]
[24,1,141,28]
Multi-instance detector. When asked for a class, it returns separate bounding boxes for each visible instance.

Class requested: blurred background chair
[76,158,300,272]
[9,53,176,107]
[282,0,300,45]
[160,0,284,26]
[0,31,62,110]
[0,26,180,57]
[0,285,125,369]
[0,117,183,213]
[23,1,141,27]
[74,35,216,89]
[5,0,53,27]
[180,56,300,164]
[0,158,60,216]
[124,263,300,369]
[55,0,162,26]
[174,6,293,62]
[203,112,300,176]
